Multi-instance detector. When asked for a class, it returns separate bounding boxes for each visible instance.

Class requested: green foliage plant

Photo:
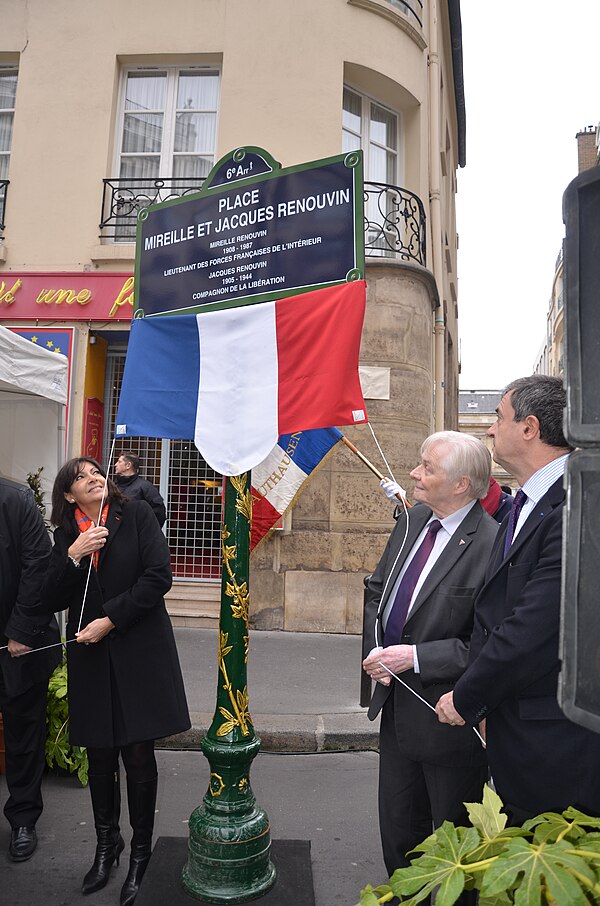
[356,785,600,905]
[26,466,47,522]
[45,656,89,786]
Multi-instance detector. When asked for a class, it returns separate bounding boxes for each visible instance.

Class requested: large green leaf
[466,785,508,838]
[390,823,481,905]
[356,883,392,905]
[481,838,596,905]
[478,893,514,906]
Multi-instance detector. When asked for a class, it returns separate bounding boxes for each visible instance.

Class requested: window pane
[122,112,164,153]
[124,72,166,111]
[0,112,13,152]
[174,112,216,152]
[370,104,397,151]
[342,130,361,154]
[119,156,161,180]
[342,87,361,135]
[0,154,9,179]
[369,142,395,184]
[172,156,213,179]
[177,72,220,110]
[0,70,17,109]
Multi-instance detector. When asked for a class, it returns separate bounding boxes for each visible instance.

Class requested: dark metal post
[182,473,275,903]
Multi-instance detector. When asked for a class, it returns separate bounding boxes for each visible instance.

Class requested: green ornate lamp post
[182,473,276,903]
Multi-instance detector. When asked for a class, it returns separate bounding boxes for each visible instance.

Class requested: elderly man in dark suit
[362,431,498,880]
[0,477,61,861]
[436,375,600,825]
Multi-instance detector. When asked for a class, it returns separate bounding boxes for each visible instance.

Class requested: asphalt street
[1,750,385,906]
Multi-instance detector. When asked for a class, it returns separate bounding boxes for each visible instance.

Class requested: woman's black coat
[43,499,190,748]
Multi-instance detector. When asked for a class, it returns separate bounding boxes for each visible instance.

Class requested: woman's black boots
[120,776,158,906]
[82,771,125,895]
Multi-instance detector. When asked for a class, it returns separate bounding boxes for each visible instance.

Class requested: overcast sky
[456,1,599,390]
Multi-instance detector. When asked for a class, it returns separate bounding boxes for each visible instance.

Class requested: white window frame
[0,65,18,181]
[112,63,221,180]
[342,84,402,186]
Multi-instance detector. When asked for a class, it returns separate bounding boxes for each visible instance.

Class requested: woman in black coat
[43,457,190,905]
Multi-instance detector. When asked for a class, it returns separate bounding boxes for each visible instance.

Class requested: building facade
[458,390,516,490]
[537,126,599,382]
[1,0,466,632]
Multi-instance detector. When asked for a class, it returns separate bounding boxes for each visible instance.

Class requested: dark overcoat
[454,476,600,816]
[42,498,190,748]
[364,501,498,766]
[0,477,60,698]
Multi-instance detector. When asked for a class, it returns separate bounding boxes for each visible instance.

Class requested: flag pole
[340,434,411,507]
[182,472,276,901]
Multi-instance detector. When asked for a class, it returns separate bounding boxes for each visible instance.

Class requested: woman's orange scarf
[74,503,109,569]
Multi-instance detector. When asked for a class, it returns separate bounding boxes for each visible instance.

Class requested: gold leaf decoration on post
[214,475,254,738]
[216,630,252,737]
[231,472,252,523]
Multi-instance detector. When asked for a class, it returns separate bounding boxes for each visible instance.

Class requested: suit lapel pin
[459,538,466,545]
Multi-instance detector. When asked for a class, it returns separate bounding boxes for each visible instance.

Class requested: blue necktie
[503,489,527,556]
[384,520,442,647]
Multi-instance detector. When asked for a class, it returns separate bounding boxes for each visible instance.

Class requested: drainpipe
[428,0,445,430]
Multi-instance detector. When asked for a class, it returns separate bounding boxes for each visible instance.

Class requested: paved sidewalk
[166,627,379,753]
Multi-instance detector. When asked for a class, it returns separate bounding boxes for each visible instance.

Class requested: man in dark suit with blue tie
[362,431,498,878]
[436,375,600,825]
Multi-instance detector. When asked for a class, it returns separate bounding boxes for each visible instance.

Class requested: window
[343,86,402,257]
[111,66,220,239]
[0,67,17,181]
[343,86,398,184]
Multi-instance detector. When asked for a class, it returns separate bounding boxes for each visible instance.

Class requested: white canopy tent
[0,324,68,507]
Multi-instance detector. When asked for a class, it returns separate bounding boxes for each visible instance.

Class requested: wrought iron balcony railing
[0,180,8,233]
[386,0,423,28]
[99,177,426,267]
[100,177,205,240]
[364,181,426,266]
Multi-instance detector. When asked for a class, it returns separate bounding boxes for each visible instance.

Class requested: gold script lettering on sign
[36,288,92,305]
[0,278,22,305]
[108,276,134,318]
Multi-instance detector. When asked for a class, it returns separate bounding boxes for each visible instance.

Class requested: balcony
[364,181,426,266]
[0,180,8,234]
[99,177,426,268]
[386,0,423,27]
[99,177,205,241]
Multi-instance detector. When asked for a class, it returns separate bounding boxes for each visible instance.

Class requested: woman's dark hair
[51,457,125,528]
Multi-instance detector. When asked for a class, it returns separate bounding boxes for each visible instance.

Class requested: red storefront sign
[0,273,134,320]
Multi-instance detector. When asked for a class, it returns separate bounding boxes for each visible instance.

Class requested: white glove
[380,478,405,500]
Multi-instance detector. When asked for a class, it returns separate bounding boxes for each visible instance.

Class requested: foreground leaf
[391,823,481,904]
[481,838,596,905]
[356,883,392,905]
[466,785,508,839]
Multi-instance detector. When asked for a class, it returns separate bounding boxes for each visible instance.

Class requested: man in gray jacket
[363,432,498,887]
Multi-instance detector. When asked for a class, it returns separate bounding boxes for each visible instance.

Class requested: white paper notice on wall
[359,366,391,400]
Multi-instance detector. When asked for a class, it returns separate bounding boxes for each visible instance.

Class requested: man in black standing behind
[114,451,166,527]
[0,476,61,861]
[436,375,600,824]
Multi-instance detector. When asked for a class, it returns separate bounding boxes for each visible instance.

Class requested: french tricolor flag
[116,282,367,475]
[250,427,342,549]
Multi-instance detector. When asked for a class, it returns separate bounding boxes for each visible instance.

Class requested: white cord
[378,662,486,749]
[373,493,411,649]
[75,436,117,635]
[368,422,396,482]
